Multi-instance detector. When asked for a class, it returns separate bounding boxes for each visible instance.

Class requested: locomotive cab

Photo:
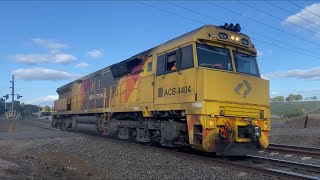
[184,25,270,155]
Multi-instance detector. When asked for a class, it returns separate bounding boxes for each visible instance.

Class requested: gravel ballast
[0,133,273,180]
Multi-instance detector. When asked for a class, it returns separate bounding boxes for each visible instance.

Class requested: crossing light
[3,94,9,100]
[17,95,22,99]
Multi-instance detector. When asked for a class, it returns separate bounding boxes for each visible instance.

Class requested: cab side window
[166,53,177,71]
[156,44,193,76]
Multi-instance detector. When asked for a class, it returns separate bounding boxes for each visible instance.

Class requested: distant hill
[270,101,320,117]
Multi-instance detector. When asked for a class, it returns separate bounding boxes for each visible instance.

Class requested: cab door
[138,56,154,103]
[154,44,195,105]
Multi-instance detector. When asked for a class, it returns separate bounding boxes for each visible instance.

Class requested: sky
[1,1,320,106]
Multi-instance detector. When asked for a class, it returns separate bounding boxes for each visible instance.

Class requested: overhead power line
[289,1,320,19]
[137,1,320,60]
[136,1,204,25]
[207,1,320,48]
[265,1,320,27]
[251,38,320,61]
[238,1,320,37]
[168,1,320,57]
[166,1,224,24]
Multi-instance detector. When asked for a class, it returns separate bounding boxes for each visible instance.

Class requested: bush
[41,112,51,116]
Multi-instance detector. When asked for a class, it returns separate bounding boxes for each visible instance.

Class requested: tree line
[270,94,318,102]
[0,98,51,118]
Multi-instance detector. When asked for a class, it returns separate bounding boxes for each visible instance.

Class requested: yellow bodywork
[54,25,270,153]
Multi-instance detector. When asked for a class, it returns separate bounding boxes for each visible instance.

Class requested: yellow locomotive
[52,24,270,156]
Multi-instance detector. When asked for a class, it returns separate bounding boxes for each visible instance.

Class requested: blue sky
[1,1,320,106]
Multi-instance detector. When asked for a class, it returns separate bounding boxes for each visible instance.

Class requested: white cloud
[261,75,270,80]
[25,95,58,106]
[75,62,89,68]
[282,3,320,37]
[11,53,76,65]
[53,53,76,64]
[87,49,103,59]
[257,50,264,57]
[11,38,76,65]
[32,38,68,53]
[12,54,50,64]
[265,67,320,80]
[295,89,320,93]
[12,68,79,81]
[271,91,279,95]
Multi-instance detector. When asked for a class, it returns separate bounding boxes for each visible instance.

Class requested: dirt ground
[270,115,320,148]
[0,116,319,179]
[0,141,104,180]
[0,118,105,180]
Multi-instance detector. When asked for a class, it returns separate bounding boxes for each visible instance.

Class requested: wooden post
[304,115,309,128]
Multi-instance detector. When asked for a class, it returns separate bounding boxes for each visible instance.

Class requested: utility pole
[2,75,22,119]
[11,75,14,114]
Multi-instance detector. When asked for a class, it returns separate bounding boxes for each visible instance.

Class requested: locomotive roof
[57,25,251,92]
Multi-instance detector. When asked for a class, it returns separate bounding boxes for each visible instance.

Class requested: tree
[286,94,303,101]
[271,96,285,102]
[43,106,50,112]
[22,104,40,117]
[287,94,295,101]
[295,94,303,101]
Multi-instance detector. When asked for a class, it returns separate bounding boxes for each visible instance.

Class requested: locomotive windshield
[197,43,232,71]
[233,51,260,77]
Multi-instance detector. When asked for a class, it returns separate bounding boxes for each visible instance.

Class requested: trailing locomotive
[52,24,270,156]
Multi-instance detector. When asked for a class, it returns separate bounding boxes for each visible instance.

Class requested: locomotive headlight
[255,126,261,137]
[235,36,240,41]
[230,35,235,40]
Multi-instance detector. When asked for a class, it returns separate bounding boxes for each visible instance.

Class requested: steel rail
[21,120,59,131]
[248,155,320,174]
[44,127,318,179]
[180,153,318,180]
[267,143,320,158]
[96,136,316,179]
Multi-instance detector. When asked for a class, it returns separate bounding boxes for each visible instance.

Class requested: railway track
[20,121,320,179]
[21,119,59,131]
[247,155,320,177]
[267,143,320,158]
[100,138,320,179]
[171,151,320,179]
[127,144,320,179]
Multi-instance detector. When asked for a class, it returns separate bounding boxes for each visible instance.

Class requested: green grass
[270,101,320,116]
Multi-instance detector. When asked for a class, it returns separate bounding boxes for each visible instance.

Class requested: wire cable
[166,1,224,24]
[136,1,204,25]
[207,1,320,48]
[289,1,320,19]
[251,37,320,61]
[265,1,320,27]
[168,1,320,57]
[238,1,320,37]
[137,1,320,60]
